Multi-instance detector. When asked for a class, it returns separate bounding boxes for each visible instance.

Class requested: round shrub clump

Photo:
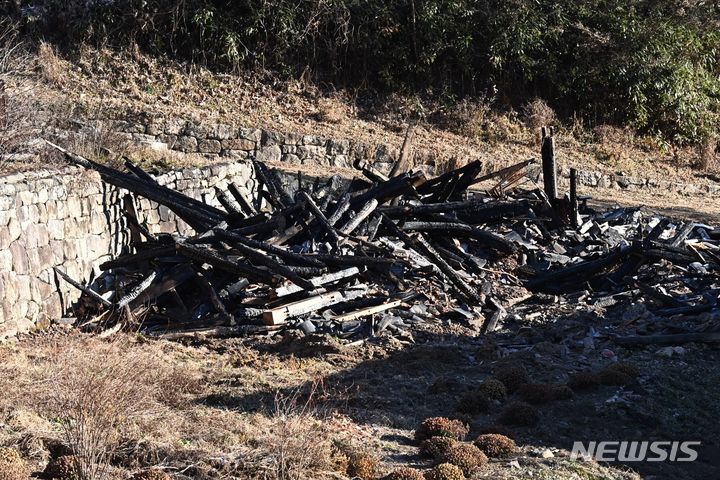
[132,469,172,480]
[474,433,517,458]
[415,417,469,442]
[420,436,457,459]
[44,455,79,479]
[567,371,601,391]
[0,447,27,480]
[599,368,633,386]
[494,363,529,392]
[476,424,515,439]
[517,383,556,404]
[477,378,507,400]
[347,451,379,480]
[425,462,466,480]
[606,362,640,378]
[381,466,425,480]
[438,443,488,475]
[455,390,491,414]
[552,385,575,400]
[499,401,539,426]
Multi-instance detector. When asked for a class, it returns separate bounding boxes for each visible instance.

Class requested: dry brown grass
[0,21,40,174]
[0,334,196,479]
[37,42,64,86]
[315,97,347,124]
[59,118,132,167]
[0,447,28,480]
[233,380,347,480]
[38,339,170,479]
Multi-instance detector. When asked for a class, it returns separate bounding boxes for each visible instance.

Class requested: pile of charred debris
[47,131,720,346]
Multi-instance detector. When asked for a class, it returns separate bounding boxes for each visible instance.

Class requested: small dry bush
[437,443,487,475]
[493,363,529,393]
[498,402,539,427]
[425,462,466,480]
[442,99,492,139]
[517,383,557,404]
[0,335,184,480]
[45,340,167,479]
[415,417,469,443]
[567,371,601,391]
[239,380,342,480]
[60,118,132,166]
[593,124,636,146]
[419,436,456,459]
[0,21,43,173]
[477,378,507,400]
[346,450,379,480]
[522,98,557,131]
[455,390,490,414]
[131,468,171,480]
[37,41,64,86]
[382,466,424,480]
[605,362,640,378]
[591,125,639,167]
[315,97,347,124]
[598,369,634,386]
[44,454,78,479]
[473,434,517,458]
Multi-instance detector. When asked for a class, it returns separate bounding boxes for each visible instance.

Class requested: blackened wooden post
[570,168,579,227]
[541,127,557,202]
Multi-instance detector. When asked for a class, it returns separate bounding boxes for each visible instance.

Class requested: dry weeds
[37,42,64,86]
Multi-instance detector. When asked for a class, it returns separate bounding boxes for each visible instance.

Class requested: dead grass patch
[37,42,64,86]
[0,334,204,479]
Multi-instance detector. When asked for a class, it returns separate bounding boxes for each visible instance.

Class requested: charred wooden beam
[46,141,224,231]
[389,123,416,177]
[470,158,534,187]
[100,245,176,271]
[296,190,340,244]
[541,127,557,201]
[527,244,637,291]
[220,237,316,290]
[116,271,159,308]
[272,267,361,298]
[263,287,367,325]
[350,171,426,208]
[399,221,516,254]
[614,332,720,346]
[213,228,324,267]
[227,182,257,216]
[176,242,277,285]
[570,168,579,228]
[53,267,113,307]
[379,199,532,223]
[417,160,482,195]
[215,186,244,215]
[340,199,378,235]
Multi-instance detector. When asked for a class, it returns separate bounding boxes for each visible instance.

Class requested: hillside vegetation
[5,0,719,148]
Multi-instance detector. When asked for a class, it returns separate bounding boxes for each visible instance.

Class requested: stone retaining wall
[110,116,720,196]
[112,117,439,175]
[0,161,256,340]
